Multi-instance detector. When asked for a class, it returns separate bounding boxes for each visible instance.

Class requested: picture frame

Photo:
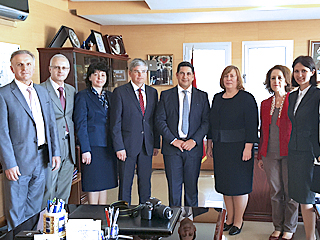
[309,40,320,76]
[147,55,173,85]
[91,30,106,53]
[48,25,81,48]
[103,35,128,56]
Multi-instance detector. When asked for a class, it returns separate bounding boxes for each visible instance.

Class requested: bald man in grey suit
[0,50,60,230]
[40,54,76,205]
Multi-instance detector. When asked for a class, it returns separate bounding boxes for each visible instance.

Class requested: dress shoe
[268,235,281,240]
[229,223,243,235]
[223,223,233,231]
[281,233,294,240]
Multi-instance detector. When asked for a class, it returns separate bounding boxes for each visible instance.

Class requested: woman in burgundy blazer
[257,65,298,240]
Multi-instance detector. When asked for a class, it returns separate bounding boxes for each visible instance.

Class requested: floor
[107,170,312,240]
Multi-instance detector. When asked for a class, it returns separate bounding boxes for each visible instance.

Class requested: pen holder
[43,209,68,238]
[105,224,119,240]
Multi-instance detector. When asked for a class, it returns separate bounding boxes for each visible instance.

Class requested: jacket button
[141,131,144,134]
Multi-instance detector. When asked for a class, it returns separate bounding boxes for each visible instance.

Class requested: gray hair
[10,50,35,63]
[129,58,147,71]
[49,54,70,66]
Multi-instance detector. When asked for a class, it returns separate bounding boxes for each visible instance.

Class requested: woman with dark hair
[257,65,298,240]
[206,65,258,236]
[287,56,320,240]
[73,62,117,204]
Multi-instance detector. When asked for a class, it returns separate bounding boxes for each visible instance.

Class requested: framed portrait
[103,35,128,56]
[309,40,320,76]
[147,55,173,86]
[91,30,106,53]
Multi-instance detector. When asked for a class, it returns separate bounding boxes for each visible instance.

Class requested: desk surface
[1,205,225,240]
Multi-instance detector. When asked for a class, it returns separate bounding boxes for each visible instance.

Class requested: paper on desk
[66,219,102,240]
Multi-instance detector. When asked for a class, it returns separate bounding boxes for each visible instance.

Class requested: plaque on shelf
[103,35,128,57]
[48,25,81,48]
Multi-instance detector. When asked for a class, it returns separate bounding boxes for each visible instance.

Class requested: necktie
[138,88,145,116]
[182,90,189,135]
[27,87,34,113]
[58,87,65,110]
[58,87,69,132]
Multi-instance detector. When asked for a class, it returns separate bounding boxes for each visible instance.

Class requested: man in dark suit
[156,61,209,207]
[0,50,60,230]
[41,54,76,205]
[110,58,160,204]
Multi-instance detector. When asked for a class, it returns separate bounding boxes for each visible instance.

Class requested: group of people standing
[1,49,319,240]
[207,56,319,240]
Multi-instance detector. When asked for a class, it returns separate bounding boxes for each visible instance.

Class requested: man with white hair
[41,54,76,205]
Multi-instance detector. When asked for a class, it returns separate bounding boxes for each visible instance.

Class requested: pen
[105,208,110,227]
[113,208,119,227]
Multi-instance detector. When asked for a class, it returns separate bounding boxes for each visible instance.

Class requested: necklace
[270,95,285,118]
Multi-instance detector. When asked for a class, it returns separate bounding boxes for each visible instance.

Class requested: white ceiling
[69,0,320,25]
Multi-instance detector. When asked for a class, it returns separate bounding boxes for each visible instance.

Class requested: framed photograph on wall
[91,30,106,53]
[103,35,128,56]
[147,55,173,85]
[309,40,320,77]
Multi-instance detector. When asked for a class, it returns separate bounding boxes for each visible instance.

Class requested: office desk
[1,204,225,240]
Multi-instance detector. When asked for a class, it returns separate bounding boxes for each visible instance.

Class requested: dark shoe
[229,223,243,235]
[223,223,233,231]
[269,235,281,240]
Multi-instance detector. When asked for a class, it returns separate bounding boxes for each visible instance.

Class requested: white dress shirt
[294,85,311,115]
[15,79,46,146]
[131,81,146,108]
[178,85,192,139]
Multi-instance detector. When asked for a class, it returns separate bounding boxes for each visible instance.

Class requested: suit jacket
[110,82,160,157]
[156,86,210,156]
[73,88,112,154]
[0,81,60,175]
[288,86,320,157]
[40,79,76,163]
[257,93,291,159]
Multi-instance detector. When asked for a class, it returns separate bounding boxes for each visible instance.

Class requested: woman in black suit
[288,56,320,240]
[73,62,117,204]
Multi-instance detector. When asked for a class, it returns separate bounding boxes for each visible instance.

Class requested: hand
[116,150,127,161]
[82,152,92,165]
[153,148,159,156]
[257,159,264,170]
[5,166,21,181]
[242,143,253,161]
[206,139,213,158]
[181,139,196,151]
[172,139,184,152]
[318,156,320,162]
[52,156,61,171]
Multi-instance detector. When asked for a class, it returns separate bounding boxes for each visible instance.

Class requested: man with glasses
[41,54,76,206]
[110,58,160,204]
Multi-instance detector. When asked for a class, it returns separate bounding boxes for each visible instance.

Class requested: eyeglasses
[132,70,147,74]
[50,66,70,71]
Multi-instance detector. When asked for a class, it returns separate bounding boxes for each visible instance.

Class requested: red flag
[191,48,207,163]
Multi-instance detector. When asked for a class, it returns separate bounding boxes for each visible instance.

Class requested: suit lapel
[171,86,179,115]
[86,88,106,114]
[34,84,47,121]
[126,82,143,115]
[10,81,34,120]
[65,84,73,113]
[45,79,64,113]
[295,86,315,114]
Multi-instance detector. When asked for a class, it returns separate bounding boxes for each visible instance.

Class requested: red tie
[138,88,145,116]
[58,87,69,132]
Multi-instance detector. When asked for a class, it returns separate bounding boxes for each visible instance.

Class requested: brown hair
[219,65,244,90]
[264,65,292,93]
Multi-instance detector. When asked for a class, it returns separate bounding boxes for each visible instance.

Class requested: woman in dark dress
[73,62,118,204]
[287,56,320,240]
[207,65,258,236]
[257,65,298,240]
